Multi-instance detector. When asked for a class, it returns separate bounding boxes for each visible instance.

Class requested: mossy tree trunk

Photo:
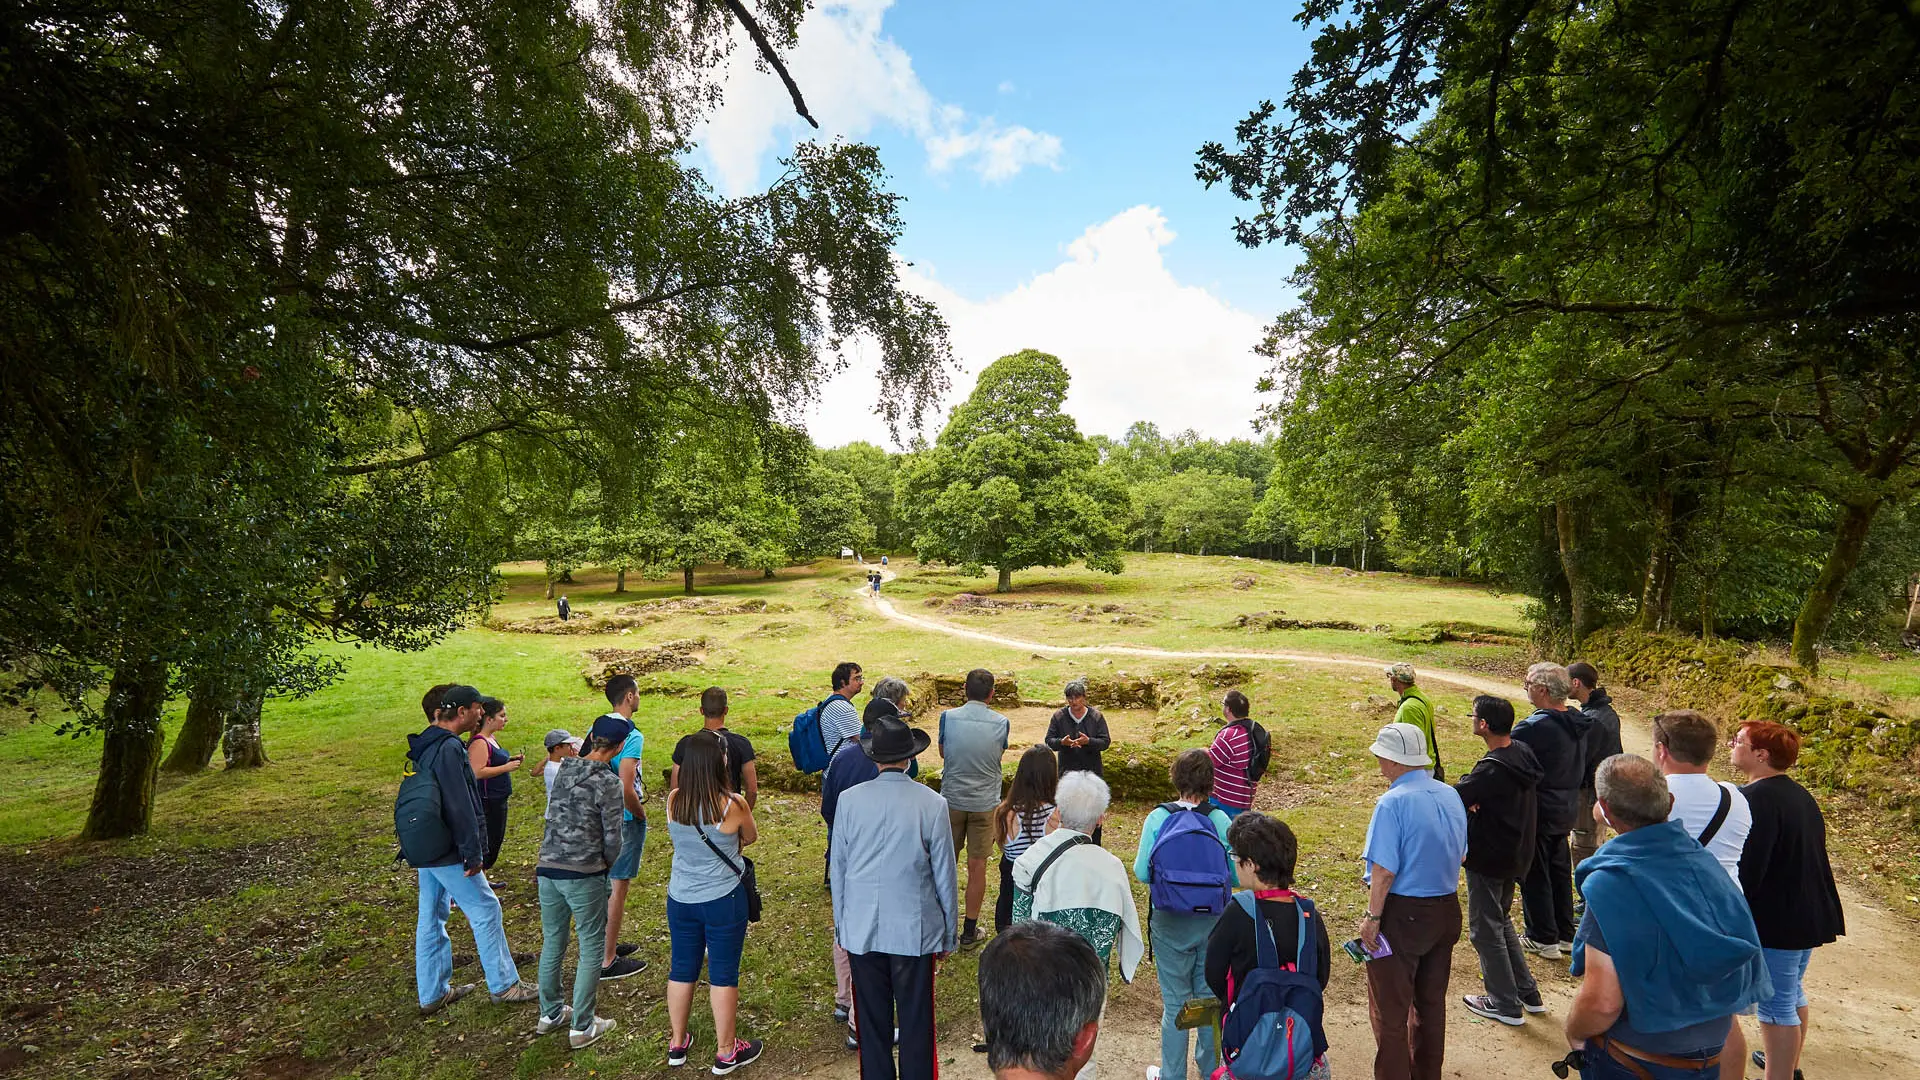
[1556,500,1603,645]
[683,565,695,594]
[81,662,170,840]
[614,568,627,592]
[222,691,269,769]
[1791,498,1882,672]
[996,565,1012,593]
[161,685,229,773]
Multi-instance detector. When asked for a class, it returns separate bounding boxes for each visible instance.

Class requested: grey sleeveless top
[667,801,744,905]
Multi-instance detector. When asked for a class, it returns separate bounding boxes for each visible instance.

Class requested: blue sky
[691,0,1316,446]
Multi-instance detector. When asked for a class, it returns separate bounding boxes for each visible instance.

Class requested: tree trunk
[683,565,695,594]
[1906,574,1919,632]
[1634,489,1674,631]
[81,662,170,840]
[614,568,627,593]
[161,686,228,773]
[544,574,556,600]
[1556,500,1603,644]
[222,692,269,769]
[764,567,775,579]
[558,569,575,584]
[1791,498,1883,671]
[996,565,1013,593]
[1700,582,1718,641]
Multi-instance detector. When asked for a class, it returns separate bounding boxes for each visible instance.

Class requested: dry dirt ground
[787,577,1920,1080]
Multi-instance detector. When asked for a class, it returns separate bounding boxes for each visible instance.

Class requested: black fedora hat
[859,713,931,764]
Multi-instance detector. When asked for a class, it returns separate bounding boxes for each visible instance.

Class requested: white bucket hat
[1369,722,1433,768]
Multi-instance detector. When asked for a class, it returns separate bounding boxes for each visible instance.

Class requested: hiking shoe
[420,984,475,1015]
[492,982,538,1004]
[1520,937,1563,960]
[570,1016,617,1050]
[958,926,982,950]
[1750,1051,1805,1080]
[713,1038,763,1075]
[1462,994,1525,1026]
[668,1034,694,1067]
[832,1003,850,1024]
[1146,1068,1162,1080]
[1519,991,1548,1015]
[615,941,640,958]
[536,1005,574,1035]
[600,957,646,981]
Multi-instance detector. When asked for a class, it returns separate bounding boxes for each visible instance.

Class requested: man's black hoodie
[408,724,487,870]
[1453,741,1545,880]
[1578,687,1624,791]
[1510,707,1593,835]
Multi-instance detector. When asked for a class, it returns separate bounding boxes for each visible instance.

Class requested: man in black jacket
[1567,661,1623,866]
[1453,695,1547,1026]
[1510,663,1592,958]
[408,684,537,1013]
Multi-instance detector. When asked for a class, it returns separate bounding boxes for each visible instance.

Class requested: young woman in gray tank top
[665,730,763,1073]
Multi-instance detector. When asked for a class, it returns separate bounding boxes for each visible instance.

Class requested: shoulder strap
[696,820,746,879]
[1293,896,1319,979]
[1158,801,1183,816]
[1696,784,1734,847]
[1029,833,1091,893]
[1236,889,1281,971]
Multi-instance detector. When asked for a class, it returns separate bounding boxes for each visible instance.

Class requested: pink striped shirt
[1209,722,1256,809]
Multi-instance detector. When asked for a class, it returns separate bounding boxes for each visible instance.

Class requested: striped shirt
[1003,803,1055,861]
[1209,722,1256,809]
[819,695,861,756]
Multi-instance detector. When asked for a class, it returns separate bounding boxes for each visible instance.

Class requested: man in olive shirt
[939,668,1010,949]
[1386,663,1443,782]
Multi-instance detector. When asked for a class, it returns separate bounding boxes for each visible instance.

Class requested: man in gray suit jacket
[830,713,958,1080]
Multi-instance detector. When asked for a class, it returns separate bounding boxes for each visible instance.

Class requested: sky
[689,0,1314,448]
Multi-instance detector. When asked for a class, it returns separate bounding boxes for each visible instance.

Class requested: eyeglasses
[1551,1049,1586,1078]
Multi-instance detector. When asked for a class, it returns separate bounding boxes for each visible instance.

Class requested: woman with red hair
[1730,721,1845,1080]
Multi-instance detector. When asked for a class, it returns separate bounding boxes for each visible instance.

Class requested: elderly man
[1359,721,1467,1080]
[830,711,958,1080]
[979,922,1107,1080]
[1384,663,1442,781]
[1512,662,1593,959]
[1566,755,1767,1080]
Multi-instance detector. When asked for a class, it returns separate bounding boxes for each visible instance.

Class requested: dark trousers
[1520,830,1575,945]
[995,856,1016,933]
[1366,892,1461,1080]
[848,950,936,1080]
[1465,871,1537,1014]
[1571,788,1603,866]
[481,797,508,871]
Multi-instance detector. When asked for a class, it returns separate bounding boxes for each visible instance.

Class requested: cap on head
[1384,662,1416,685]
[1369,722,1432,767]
[544,728,575,752]
[436,685,482,712]
[590,714,634,744]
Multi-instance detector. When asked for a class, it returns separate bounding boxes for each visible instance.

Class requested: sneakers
[712,1038,763,1075]
[832,1003,850,1024]
[1147,1068,1162,1080]
[1462,994,1525,1026]
[537,1005,574,1035]
[958,926,982,950]
[491,982,539,1004]
[1519,991,1548,1015]
[668,1034,694,1067]
[570,1016,616,1050]
[419,983,475,1015]
[600,957,646,981]
[1520,937,1563,960]
[615,941,640,958]
[1750,1051,1805,1080]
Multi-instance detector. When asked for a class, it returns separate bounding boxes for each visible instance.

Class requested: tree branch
[329,414,537,476]
[720,0,819,129]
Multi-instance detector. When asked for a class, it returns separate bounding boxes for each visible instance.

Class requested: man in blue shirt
[597,675,647,981]
[1359,722,1468,1080]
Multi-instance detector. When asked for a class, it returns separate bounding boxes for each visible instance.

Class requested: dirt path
[797,572,1920,1079]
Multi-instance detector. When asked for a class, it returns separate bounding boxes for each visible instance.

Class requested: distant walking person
[1045,679,1111,844]
[1358,722,1467,1080]
[467,696,524,871]
[1511,663,1592,958]
[869,570,883,595]
[1136,750,1234,1080]
[597,675,649,981]
[665,734,763,1074]
[534,717,626,1049]
[993,745,1059,933]
[1384,663,1442,781]
[1732,722,1845,1080]
[1206,690,1264,819]
[830,713,957,1080]
[399,685,537,1013]
[978,922,1107,1080]
[1451,696,1546,1026]
[940,668,1011,949]
[1568,661,1623,866]
[557,595,571,622]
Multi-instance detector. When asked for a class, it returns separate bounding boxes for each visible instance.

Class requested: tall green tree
[897,351,1128,592]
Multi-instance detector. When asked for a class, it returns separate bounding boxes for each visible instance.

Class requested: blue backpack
[788,697,836,773]
[1221,891,1327,1080]
[1147,804,1232,915]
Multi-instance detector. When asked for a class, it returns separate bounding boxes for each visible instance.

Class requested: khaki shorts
[949,808,994,858]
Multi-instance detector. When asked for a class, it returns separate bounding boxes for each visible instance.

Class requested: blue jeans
[416,865,521,1006]
[1151,909,1218,1080]
[1758,947,1812,1026]
[610,817,647,880]
[1581,1036,1723,1080]
[538,874,610,1031]
[1210,798,1248,820]
[667,885,750,987]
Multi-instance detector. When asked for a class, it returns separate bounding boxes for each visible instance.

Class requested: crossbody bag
[697,823,763,923]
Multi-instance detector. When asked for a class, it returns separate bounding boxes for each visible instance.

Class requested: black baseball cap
[436,685,482,711]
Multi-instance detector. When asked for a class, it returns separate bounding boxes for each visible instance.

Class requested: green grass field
[0,556,1565,1079]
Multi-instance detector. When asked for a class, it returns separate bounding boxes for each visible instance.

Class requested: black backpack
[1240,717,1273,783]
[395,739,457,867]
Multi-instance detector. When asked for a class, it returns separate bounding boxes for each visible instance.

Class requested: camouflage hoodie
[538,755,624,876]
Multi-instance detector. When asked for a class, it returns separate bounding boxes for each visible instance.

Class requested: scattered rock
[1188,662,1254,687]
[580,639,707,687]
[1773,674,1804,692]
[1228,611,1373,632]
[1109,613,1152,626]
[1230,574,1258,590]
[946,593,1059,611]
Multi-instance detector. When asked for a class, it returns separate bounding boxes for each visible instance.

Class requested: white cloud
[997,80,1016,95]
[696,0,1062,195]
[805,206,1271,447]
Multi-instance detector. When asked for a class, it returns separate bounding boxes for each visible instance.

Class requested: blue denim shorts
[667,885,749,987]
[1758,947,1812,1026]
[610,817,646,881]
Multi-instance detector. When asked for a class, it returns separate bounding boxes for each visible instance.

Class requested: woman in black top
[1204,813,1333,1003]
[466,696,523,871]
[1731,721,1844,1080]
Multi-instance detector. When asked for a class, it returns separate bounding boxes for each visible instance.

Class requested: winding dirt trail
[793,570,1920,1080]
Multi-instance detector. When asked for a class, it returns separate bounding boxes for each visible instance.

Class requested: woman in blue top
[466,696,523,871]
[665,733,762,1074]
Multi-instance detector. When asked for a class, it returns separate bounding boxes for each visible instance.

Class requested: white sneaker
[570,1016,617,1050]
[536,1005,573,1035]
[1147,1068,1162,1080]
[1520,937,1563,960]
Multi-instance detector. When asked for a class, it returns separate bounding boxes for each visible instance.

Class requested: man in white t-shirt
[1650,709,1752,881]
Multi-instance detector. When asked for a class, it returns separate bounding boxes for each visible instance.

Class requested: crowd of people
[395,654,1843,1080]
